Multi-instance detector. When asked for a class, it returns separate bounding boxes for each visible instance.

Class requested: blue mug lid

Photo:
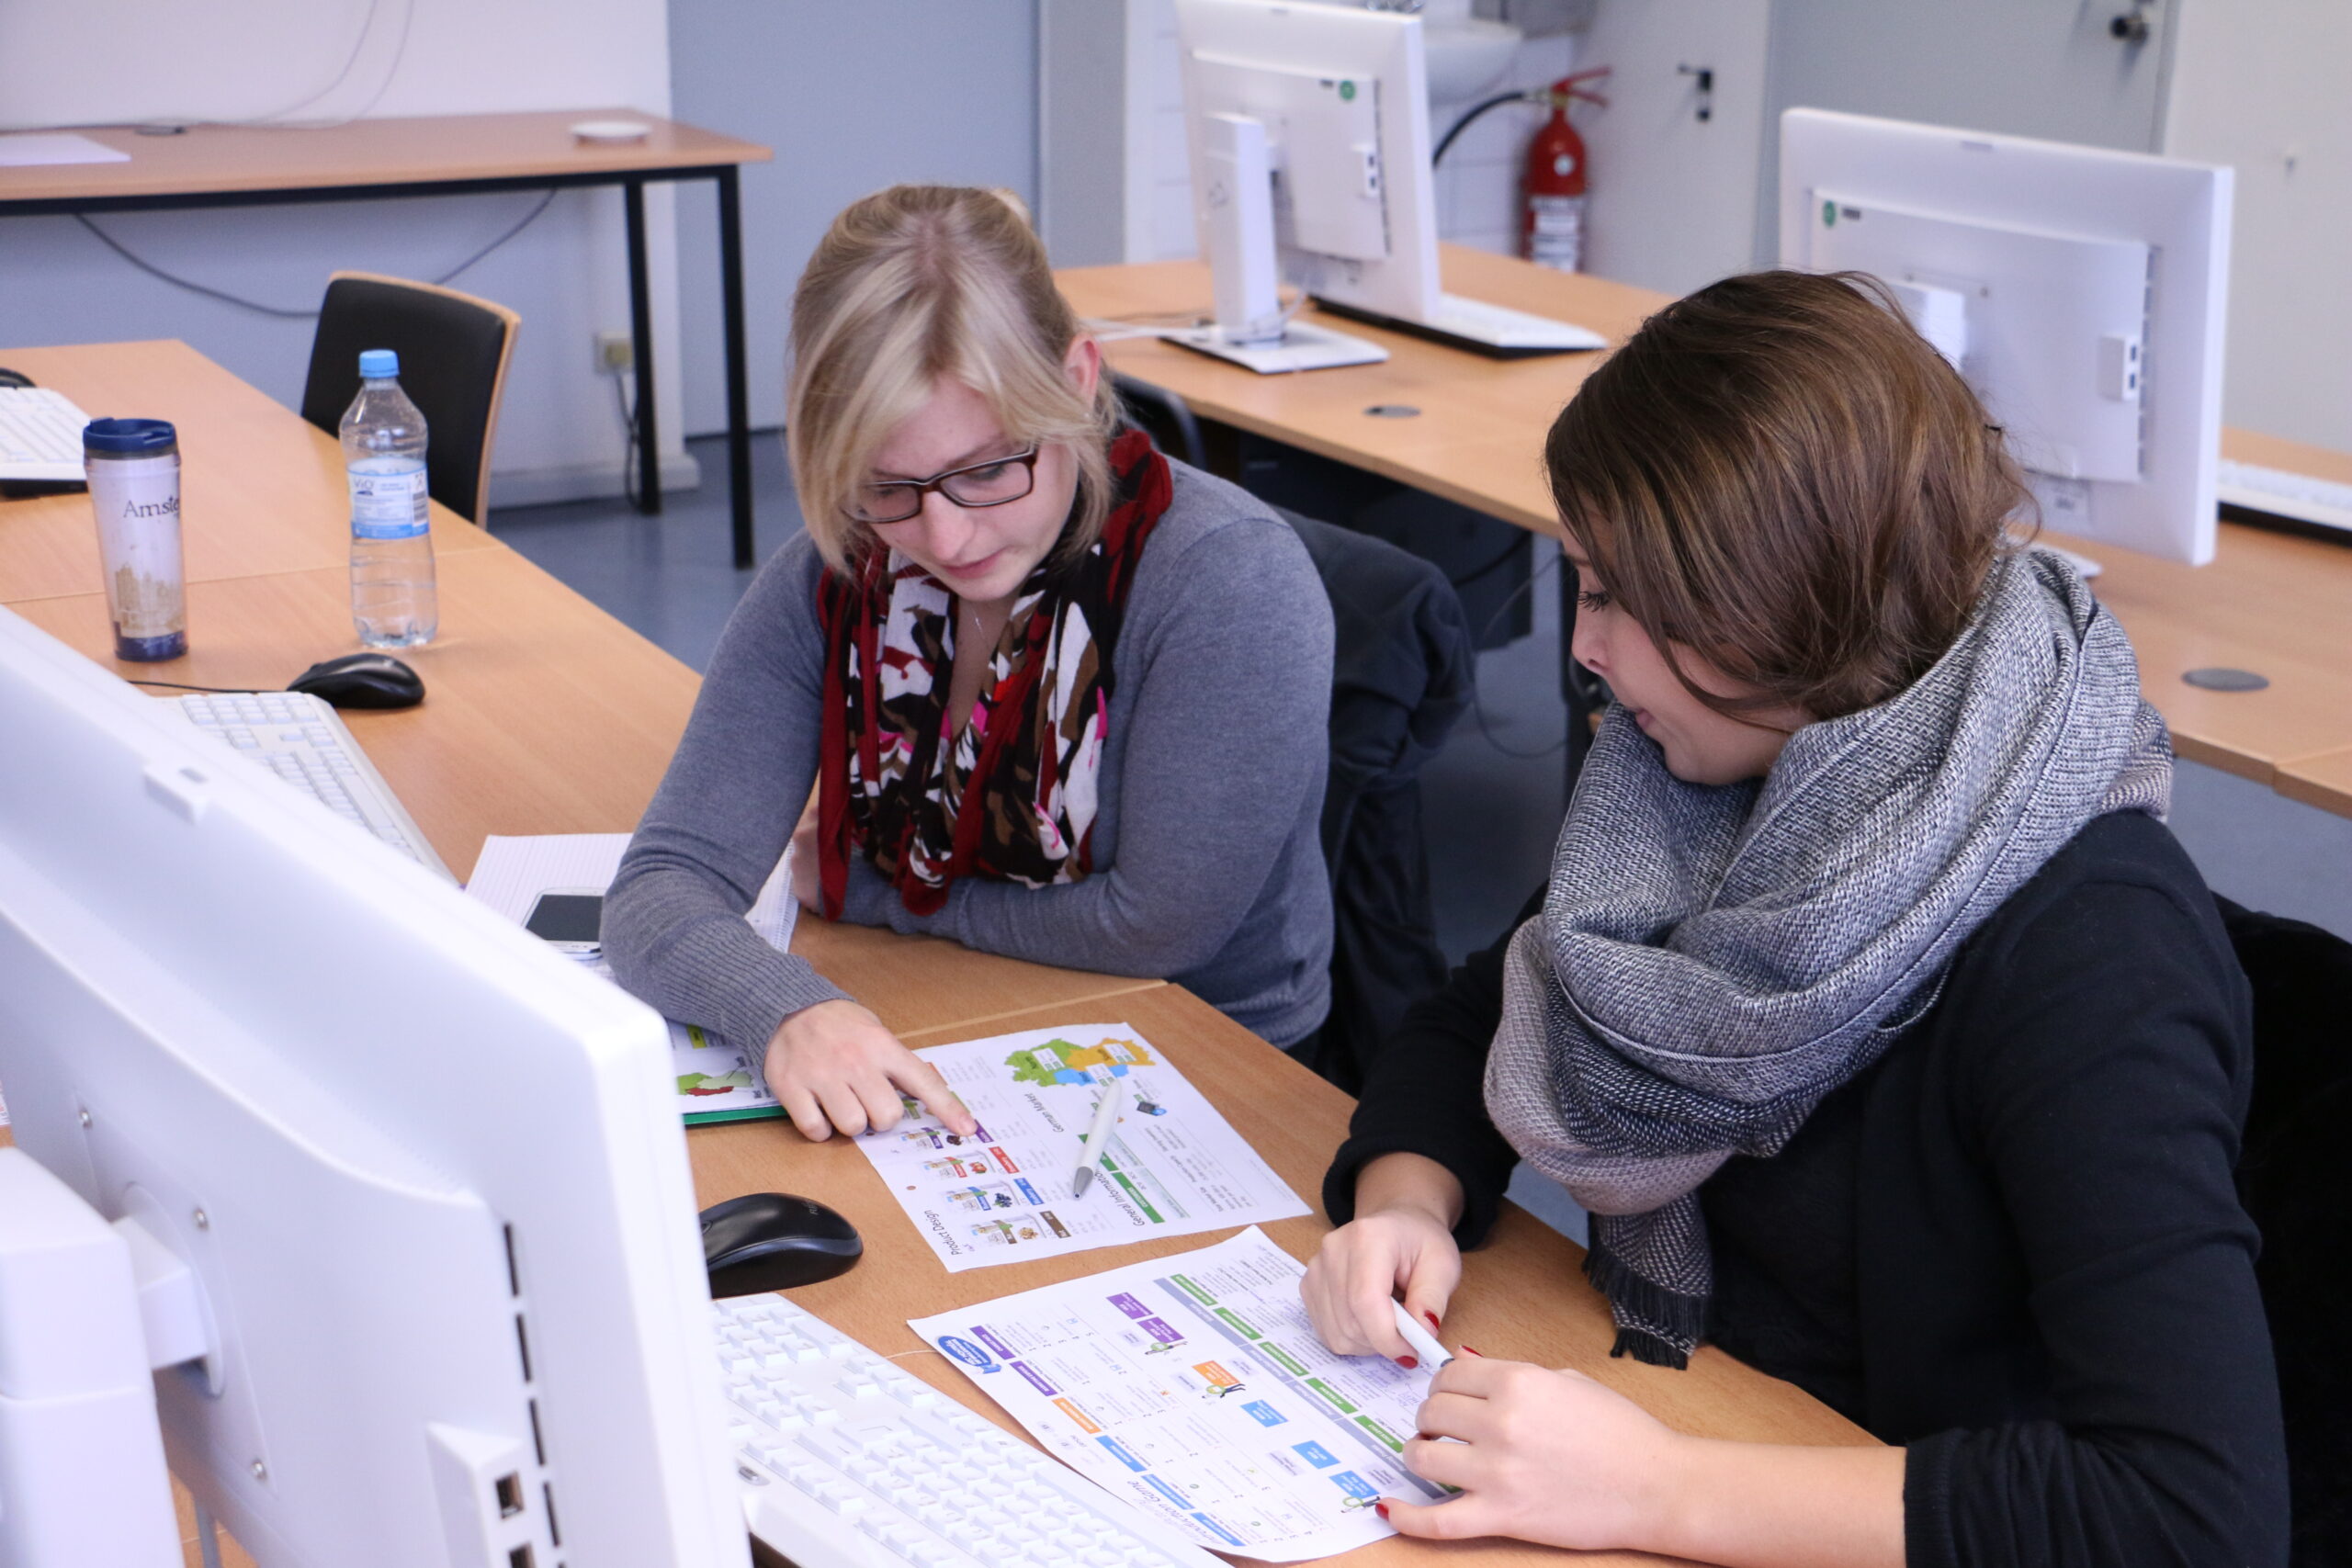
[358,348,399,378]
[82,418,178,456]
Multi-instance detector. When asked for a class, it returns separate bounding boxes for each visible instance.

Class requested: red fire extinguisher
[1523,68,1609,274]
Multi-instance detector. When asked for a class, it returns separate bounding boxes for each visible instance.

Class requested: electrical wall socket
[594,333,634,375]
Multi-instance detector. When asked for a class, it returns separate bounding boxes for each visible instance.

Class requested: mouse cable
[73,185,558,321]
[126,679,268,694]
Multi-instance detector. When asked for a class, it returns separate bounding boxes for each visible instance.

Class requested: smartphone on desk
[525,888,605,956]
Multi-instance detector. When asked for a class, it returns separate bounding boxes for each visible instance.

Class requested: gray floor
[492,439,2352,1247]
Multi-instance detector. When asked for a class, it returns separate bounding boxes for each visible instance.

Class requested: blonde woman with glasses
[605,186,1334,1144]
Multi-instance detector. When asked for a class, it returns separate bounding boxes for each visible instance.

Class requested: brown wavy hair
[1545,270,2031,723]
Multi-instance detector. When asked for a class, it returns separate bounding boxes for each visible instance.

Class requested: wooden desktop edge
[0,110,774,205]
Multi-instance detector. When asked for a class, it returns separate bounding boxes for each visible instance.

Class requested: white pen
[1390,1301,1453,1370]
[1069,1075,1125,1198]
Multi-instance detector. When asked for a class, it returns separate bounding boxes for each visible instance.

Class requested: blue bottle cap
[82,418,178,457]
[358,348,399,378]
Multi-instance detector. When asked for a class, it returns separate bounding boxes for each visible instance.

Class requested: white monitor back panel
[1178,0,1441,321]
[0,608,745,1568]
[1807,194,2151,483]
[1781,107,2231,565]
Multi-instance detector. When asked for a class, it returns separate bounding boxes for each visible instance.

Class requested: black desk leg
[717,165,754,568]
[624,178,662,515]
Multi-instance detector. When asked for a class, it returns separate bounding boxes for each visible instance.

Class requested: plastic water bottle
[342,348,438,648]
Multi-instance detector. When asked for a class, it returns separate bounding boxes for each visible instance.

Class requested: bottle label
[350,466,429,540]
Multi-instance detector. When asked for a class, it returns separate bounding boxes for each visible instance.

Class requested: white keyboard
[1429,292,1608,352]
[2218,457,2352,536]
[158,691,456,882]
[713,1292,1222,1568]
[0,387,93,482]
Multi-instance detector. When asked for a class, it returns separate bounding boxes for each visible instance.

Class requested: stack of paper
[851,1022,1309,1270]
[910,1227,1440,1561]
[466,833,794,1124]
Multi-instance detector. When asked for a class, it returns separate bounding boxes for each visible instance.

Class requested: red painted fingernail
[1461,1345,1484,1357]
[1395,1355,1418,1370]
[1374,1502,1390,1520]
[1423,1311,1442,1332]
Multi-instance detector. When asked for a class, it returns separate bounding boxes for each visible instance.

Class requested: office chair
[1110,372,1208,471]
[2222,897,2352,1566]
[1113,373,1475,1089]
[300,271,520,525]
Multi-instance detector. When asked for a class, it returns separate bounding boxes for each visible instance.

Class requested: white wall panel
[2165,0,2352,456]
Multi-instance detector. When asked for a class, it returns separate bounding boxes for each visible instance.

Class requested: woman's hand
[1302,1153,1465,1364]
[764,999,976,1142]
[1387,1356,1683,1550]
[1385,1356,1908,1568]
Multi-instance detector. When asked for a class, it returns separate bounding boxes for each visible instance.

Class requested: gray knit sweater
[604,459,1336,1063]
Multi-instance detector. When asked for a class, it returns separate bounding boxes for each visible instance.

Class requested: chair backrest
[300,272,520,525]
[2220,897,2352,1565]
[1111,372,1208,472]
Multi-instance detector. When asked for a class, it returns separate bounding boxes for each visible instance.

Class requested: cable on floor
[611,375,647,510]
[72,186,559,321]
[1466,547,1573,761]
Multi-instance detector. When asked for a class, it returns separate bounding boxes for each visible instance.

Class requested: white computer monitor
[1779,107,2233,567]
[1171,0,1602,373]
[0,606,747,1568]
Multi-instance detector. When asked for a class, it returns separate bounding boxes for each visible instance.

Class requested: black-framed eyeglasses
[849,446,1042,525]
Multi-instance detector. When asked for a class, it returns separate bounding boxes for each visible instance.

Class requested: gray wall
[667,0,1041,437]
[1754,0,2183,262]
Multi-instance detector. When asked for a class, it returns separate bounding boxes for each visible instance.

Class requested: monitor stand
[1166,320,1388,375]
[0,1148,188,1568]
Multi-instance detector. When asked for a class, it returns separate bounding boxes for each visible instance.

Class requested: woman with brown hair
[1303,271,2286,1566]
[605,186,1333,1142]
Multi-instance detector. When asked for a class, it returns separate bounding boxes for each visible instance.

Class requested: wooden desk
[0,340,497,602]
[2279,748,2352,820]
[698,985,1874,1568]
[1061,249,2352,817]
[0,341,1872,1567]
[0,110,773,566]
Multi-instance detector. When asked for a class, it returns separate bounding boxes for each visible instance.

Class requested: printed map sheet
[856,1023,1308,1271]
[909,1227,1440,1561]
[466,833,795,1124]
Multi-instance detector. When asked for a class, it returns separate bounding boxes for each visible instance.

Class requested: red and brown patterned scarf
[815,430,1172,918]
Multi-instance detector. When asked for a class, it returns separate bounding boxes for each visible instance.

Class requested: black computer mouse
[700,1192,863,1296]
[288,652,425,710]
[0,367,33,389]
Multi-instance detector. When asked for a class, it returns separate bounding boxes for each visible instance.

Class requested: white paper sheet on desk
[854,1022,1308,1272]
[0,132,131,167]
[909,1226,1442,1561]
[466,832,795,1123]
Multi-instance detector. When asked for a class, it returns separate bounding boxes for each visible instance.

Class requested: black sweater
[1326,812,2289,1568]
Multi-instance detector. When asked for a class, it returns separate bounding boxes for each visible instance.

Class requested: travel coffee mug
[83,417,187,661]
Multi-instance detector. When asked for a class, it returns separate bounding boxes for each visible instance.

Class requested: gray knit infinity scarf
[1485,549,2173,1366]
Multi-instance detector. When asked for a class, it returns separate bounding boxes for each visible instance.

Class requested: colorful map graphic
[1005,1034,1158,1087]
[677,1069,754,1097]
